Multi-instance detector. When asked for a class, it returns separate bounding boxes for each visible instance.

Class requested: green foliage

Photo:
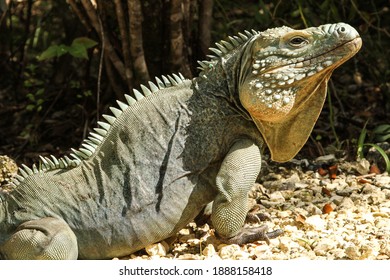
[70,80,93,99]
[26,89,45,112]
[38,37,97,61]
[372,124,390,142]
[23,64,45,113]
[357,123,390,173]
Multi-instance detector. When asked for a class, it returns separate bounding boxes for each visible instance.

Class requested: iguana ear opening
[251,78,329,162]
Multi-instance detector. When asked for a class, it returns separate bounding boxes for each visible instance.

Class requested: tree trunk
[198,0,213,58]
[168,0,192,77]
[128,0,150,84]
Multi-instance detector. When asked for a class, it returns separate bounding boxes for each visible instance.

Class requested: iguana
[0,23,361,259]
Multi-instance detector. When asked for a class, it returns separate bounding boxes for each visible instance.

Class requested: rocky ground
[126,155,390,260]
[2,154,390,260]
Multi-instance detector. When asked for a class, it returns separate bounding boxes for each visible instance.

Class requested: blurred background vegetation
[0,0,389,168]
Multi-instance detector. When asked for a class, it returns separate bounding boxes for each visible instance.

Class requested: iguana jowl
[0,23,361,259]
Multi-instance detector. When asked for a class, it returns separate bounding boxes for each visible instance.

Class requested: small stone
[145,242,168,257]
[355,158,370,175]
[376,175,390,187]
[345,245,360,260]
[294,182,309,189]
[218,244,242,259]
[336,186,358,197]
[379,207,390,213]
[278,236,294,253]
[177,254,202,260]
[372,211,389,218]
[369,191,387,204]
[277,210,292,219]
[178,228,191,235]
[0,155,18,186]
[269,191,285,203]
[283,225,298,233]
[286,173,300,184]
[361,213,375,223]
[202,244,217,257]
[350,243,378,260]
[251,244,271,258]
[306,204,323,215]
[330,195,344,205]
[179,233,196,243]
[315,154,336,162]
[305,215,326,231]
[338,197,355,209]
[313,238,336,256]
[187,238,201,246]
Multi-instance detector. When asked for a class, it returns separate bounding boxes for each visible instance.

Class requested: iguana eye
[289,36,308,47]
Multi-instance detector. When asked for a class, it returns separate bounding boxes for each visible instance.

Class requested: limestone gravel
[2,154,389,260]
[127,156,390,260]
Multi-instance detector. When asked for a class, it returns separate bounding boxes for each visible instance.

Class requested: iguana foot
[0,217,78,260]
[218,225,283,245]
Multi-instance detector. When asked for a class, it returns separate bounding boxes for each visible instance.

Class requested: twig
[356,173,377,179]
[80,0,126,81]
[96,15,104,121]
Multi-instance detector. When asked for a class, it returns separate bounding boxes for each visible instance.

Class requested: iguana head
[238,23,362,162]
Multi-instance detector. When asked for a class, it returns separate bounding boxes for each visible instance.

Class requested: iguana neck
[193,39,254,121]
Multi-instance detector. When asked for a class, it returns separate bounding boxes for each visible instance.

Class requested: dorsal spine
[9,73,187,188]
[197,29,259,72]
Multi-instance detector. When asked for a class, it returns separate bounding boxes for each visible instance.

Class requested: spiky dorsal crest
[9,73,187,188]
[197,29,259,72]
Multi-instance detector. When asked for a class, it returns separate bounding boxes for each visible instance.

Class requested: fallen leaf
[370,164,381,174]
[321,187,332,197]
[295,213,307,224]
[318,167,328,176]
[358,178,371,184]
[328,165,338,179]
[322,203,333,214]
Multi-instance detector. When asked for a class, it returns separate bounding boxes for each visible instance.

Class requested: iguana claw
[218,225,283,245]
[246,212,272,223]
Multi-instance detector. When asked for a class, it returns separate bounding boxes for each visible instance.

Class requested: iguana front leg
[0,217,78,259]
[212,139,282,245]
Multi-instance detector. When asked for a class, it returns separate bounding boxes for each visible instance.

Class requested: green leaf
[375,134,390,142]
[26,93,35,102]
[357,121,368,159]
[68,37,97,59]
[68,43,89,59]
[72,37,98,49]
[26,104,35,111]
[38,44,69,61]
[36,88,44,96]
[373,124,390,134]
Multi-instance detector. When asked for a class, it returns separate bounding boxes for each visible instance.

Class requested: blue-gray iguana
[0,23,362,259]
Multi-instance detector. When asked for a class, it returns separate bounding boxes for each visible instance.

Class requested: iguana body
[0,23,361,259]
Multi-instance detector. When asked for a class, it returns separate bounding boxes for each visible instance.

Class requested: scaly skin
[0,23,361,259]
